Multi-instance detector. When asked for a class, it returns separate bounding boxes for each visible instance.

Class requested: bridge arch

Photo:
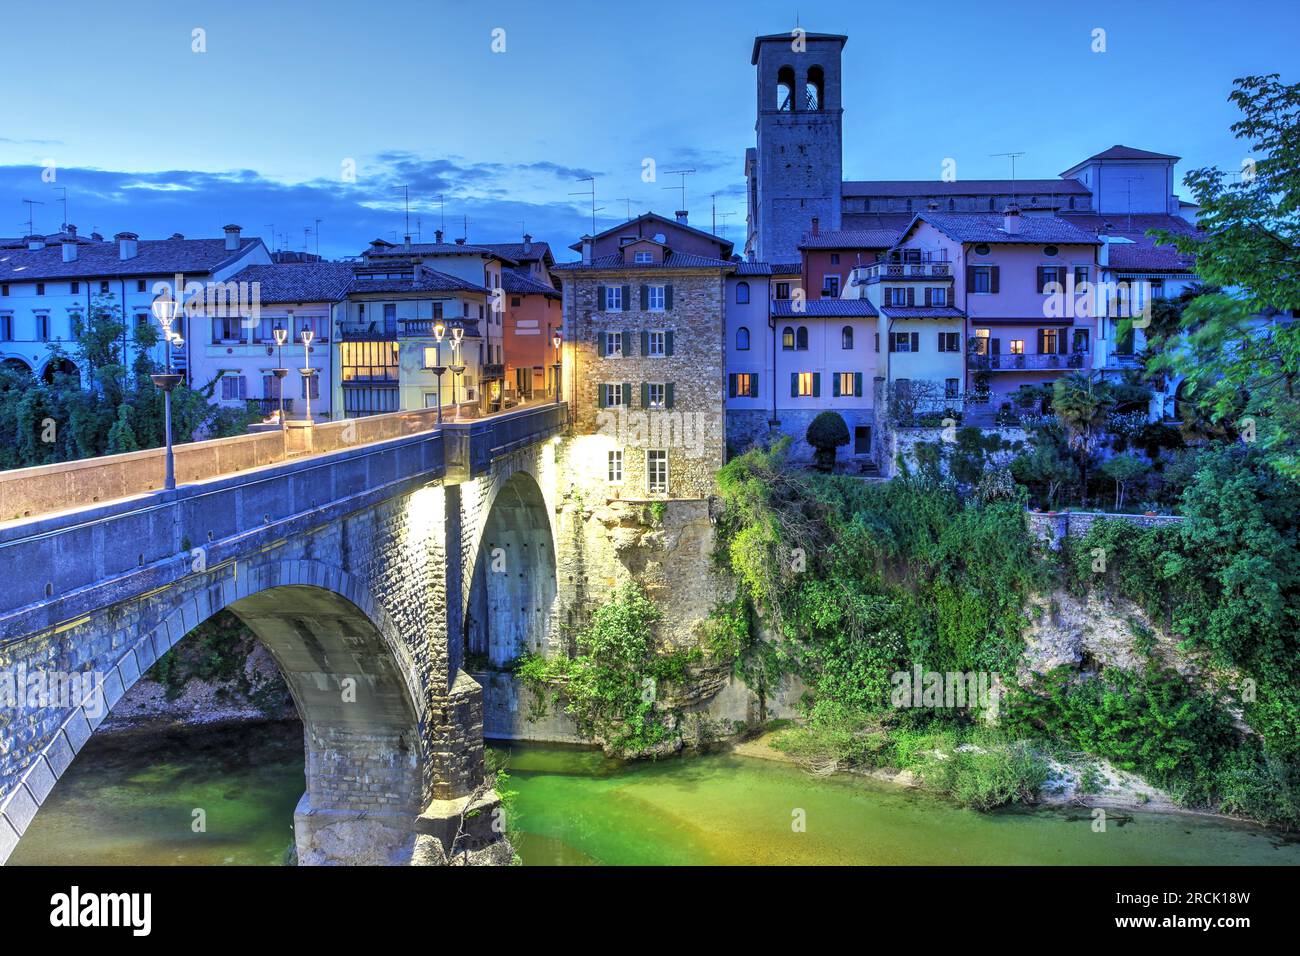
[1,561,425,866]
[464,468,559,667]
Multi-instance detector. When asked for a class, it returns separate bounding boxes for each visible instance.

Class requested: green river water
[10,721,1300,866]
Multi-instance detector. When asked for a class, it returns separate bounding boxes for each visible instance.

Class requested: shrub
[806,411,850,472]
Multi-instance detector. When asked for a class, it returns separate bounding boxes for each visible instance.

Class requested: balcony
[481,363,505,381]
[253,397,294,417]
[969,352,1087,372]
[340,322,397,341]
[856,259,953,283]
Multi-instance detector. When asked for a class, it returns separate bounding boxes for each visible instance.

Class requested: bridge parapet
[443,403,568,482]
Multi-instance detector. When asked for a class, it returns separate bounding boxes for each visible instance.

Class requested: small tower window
[736,281,750,304]
[841,326,854,350]
[737,326,751,350]
[805,66,825,111]
[776,66,795,111]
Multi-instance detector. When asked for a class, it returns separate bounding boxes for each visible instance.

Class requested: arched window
[796,326,809,350]
[776,66,795,111]
[782,326,795,350]
[841,326,854,350]
[736,326,751,351]
[735,281,750,304]
[805,66,825,111]
[948,198,955,211]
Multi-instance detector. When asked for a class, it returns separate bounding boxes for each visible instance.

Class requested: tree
[106,404,140,454]
[1051,374,1115,507]
[1101,453,1151,511]
[1011,442,1076,508]
[1151,74,1300,479]
[807,411,850,472]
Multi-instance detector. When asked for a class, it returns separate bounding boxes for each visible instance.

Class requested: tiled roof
[501,268,560,298]
[1080,145,1179,163]
[1067,214,1198,272]
[361,241,517,264]
[770,262,803,275]
[733,261,772,275]
[0,237,264,282]
[569,212,734,258]
[799,229,901,250]
[481,241,553,266]
[771,299,877,318]
[349,268,488,294]
[228,262,355,303]
[879,305,966,320]
[553,251,735,271]
[910,213,1101,245]
[842,179,1090,197]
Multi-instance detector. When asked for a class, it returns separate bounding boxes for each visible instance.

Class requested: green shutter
[623,382,632,406]
[665,383,674,408]
[665,329,674,355]
[911,331,919,352]
[641,382,649,408]
[728,374,737,398]
[641,330,649,355]
[622,285,631,309]
[812,372,821,398]
[640,285,648,310]
[597,285,606,310]
[751,373,759,396]
[665,284,673,309]
[990,266,1000,293]
[832,374,841,397]
[790,372,798,397]
[622,330,632,356]
[597,383,606,408]
[598,332,606,357]
[854,372,863,397]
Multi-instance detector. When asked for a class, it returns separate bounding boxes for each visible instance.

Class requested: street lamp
[272,326,289,428]
[551,329,562,401]
[424,319,447,424]
[299,328,316,423]
[150,295,185,491]
[449,324,466,420]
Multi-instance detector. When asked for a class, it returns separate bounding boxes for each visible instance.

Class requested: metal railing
[969,352,1086,371]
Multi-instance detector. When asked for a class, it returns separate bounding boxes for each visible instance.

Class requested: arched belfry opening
[805,65,825,110]
[465,471,558,668]
[776,65,796,111]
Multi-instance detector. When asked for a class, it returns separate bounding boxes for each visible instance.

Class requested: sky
[0,0,1295,261]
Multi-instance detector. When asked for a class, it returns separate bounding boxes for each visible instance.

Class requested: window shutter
[621,285,631,309]
[854,372,863,397]
[598,333,606,358]
[728,374,737,398]
[598,384,607,408]
[888,334,896,353]
[910,331,919,352]
[990,266,1000,293]
[665,383,674,408]
[623,382,632,406]
[641,330,649,355]
[790,373,798,397]
[598,285,606,310]
[924,287,932,307]
[665,284,673,310]
[622,330,632,356]
[907,286,915,306]
[1036,267,1046,293]
[812,372,821,398]
[965,266,974,290]
[832,374,841,397]
[641,382,650,408]
[751,373,759,395]
[665,330,674,355]
[1059,330,1068,355]
[640,285,648,310]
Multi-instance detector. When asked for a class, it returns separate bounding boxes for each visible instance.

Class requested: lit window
[782,326,795,350]
[647,450,668,494]
[796,371,815,396]
[608,449,623,483]
[837,372,855,396]
[731,372,755,397]
[1009,340,1025,355]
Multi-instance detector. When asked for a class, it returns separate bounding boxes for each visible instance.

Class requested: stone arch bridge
[0,403,567,865]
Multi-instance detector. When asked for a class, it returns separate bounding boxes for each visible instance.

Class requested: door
[854,425,871,456]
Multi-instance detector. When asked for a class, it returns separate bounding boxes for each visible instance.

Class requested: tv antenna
[51,187,68,230]
[990,151,1026,200]
[436,194,446,234]
[663,168,696,212]
[614,198,634,221]
[392,184,411,235]
[264,223,276,251]
[1118,176,1142,231]
[314,218,323,257]
[570,177,604,234]
[21,198,44,236]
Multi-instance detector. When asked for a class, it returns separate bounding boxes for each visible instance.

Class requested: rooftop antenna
[51,187,68,231]
[416,215,422,243]
[436,194,446,234]
[614,198,634,222]
[570,177,603,234]
[392,184,411,236]
[717,210,734,240]
[663,168,696,213]
[1118,176,1142,231]
[264,223,276,251]
[21,198,44,235]
[314,218,323,256]
[462,213,469,242]
[990,151,1026,202]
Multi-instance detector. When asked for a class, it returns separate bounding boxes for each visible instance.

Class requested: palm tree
[1051,373,1114,507]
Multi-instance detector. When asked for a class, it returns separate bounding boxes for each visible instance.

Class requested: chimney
[91,232,103,241]
[66,224,77,237]
[26,235,45,251]
[675,210,689,224]
[811,216,820,236]
[927,200,939,211]
[1097,227,1110,268]
[523,233,532,253]
[222,223,242,251]
[170,233,185,240]
[435,229,444,243]
[115,231,139,260]
[404,234,411,252]
[455,237,466,245]
[1002,203,1021,236]
[62,233,78,263]
[581,234,593,266]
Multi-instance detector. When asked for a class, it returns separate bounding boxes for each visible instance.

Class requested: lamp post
[551,329,562,402]
[150,295,185,491]
[449,324,465,420]
[299,328,316,423]
[272,326,289,428]
[426,319,447,424]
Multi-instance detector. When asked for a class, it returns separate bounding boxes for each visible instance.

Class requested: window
[776,65,795,111]
[795,371,817,397]
[805,65,824,111]
[99,281,110,294]
[730,372,756,397]
[603,383,625,407]
[938,331,961,352]
[945,378,960,399]
[830,254,840,265]
[220,374,247,400]
[647,285,665,311]
[70,281,79,294]
[795,326,808,350]
[736,326,750,350]
[35,283,45,296]
[133,311,149,329]
[1074,266,1090,286]
[1038,328,1061,354]
[263,373,282,400]
[0,313,11,339]
[970,266,993,293]
[604,286,623,311]
[34,313,50,341]
[835,372,857,397]
[886,287,911,307]
[0,284,7,296]
[1009,340,1025,355]
[1043,246,1059,257]
[890,331,920,352]
[646,382,666,408]
[341,341,399,382]
[136,280,147,292]
[974,244,991,256]
[735,281,750,304]
[1072,329,1090,353]
[647,450,668,494]
[1149,280,1165,299]
[382,303,397,335]
[212,316,244,342]
[608,449,623,483]
[634,251,653,264]
[511,296,521,308]
[822,275,841,297]
[604,331,623,356]
[647,330,666,356]
[296,314,328,342]
[1037,266,1065,293]
[775,282,791,300]
[930,287,948,306]
[874,332,880,352]
[841,326,853,349]
[782,327,795,350]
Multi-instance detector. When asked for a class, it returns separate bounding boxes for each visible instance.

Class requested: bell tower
[747,31,847,262]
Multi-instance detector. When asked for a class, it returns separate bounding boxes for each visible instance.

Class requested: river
[9,721,1299,866]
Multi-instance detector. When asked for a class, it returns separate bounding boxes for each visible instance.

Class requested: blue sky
[0,0,1294,260]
